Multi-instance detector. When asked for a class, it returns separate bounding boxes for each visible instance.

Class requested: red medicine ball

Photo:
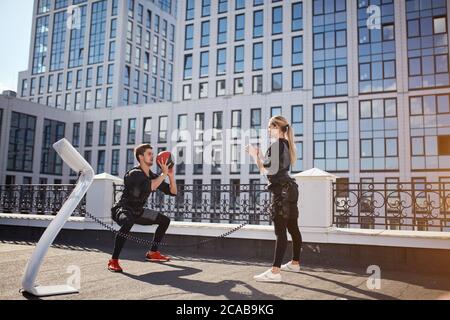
[156,151,175,169]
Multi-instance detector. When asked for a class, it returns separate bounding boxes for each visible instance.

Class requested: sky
[0,0,34,93]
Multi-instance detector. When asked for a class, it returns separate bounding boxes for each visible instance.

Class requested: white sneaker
[281,261,301,273]
[253,269,282,282]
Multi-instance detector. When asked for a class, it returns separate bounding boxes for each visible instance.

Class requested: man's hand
[158,158,169,176]
[168,166,175,176]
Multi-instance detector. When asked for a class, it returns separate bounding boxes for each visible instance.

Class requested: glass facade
[69,5,87,68]
[313,102,349,171]
[360,98,399,171]
[410,94,450,170]
[7,112,36,172]
[50,11,67,71]
[358,0,396,93]
[313,0,347,97]
[88,0,107,64]
[41,119,65,175]
[32,15,49,74]
[406,0,449,89]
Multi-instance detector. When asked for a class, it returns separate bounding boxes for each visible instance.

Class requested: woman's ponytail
[285,125,297,166]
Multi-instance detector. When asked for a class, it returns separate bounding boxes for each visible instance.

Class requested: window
[72,123,80,147]
[106,87,112,108]
[183,54,193,79]
[292,70,303,89]
[85,121,93,147]
[272,6,283,35]
[218,17,227,44]
[253,42,263,71]
[113,120,121,145]
[50,11,67,71]
[199,82,208,98]
[253,75,262,93]
[185,24,193,50]
[86,67,93,87]
[314,102,349,171]
[158,116,168,143]
[406,1,449,89]
[434,17,447,34]
[201,21,210,47]
[218,0,228,14]
[253,10,263,38]
[234,45,244,73]
[291,105,303,136]
[272,39,282,68]
[292,36,303,65]
[142,117,152,143]
[202,0,211,17]
[32,15,49,74]
[216,80,226,96]
[88,1,107,64]
[97,150,106,173]
[272,73,282,91]
[99,120,107,146]
[111,150,120,176]
[314,1,348,97]
[126,149,134,170]
[177,114,188,142]
[235,0,245,10]
[409,94,450,169]
[7,112,36,172]
[217,48,227,75]
[438,136,450,155]
[183,84,192,100]
[66,71,73,90]
[235,14,245,41]
[185,0,194,20]
[360,99,399,171]
[127,118,136,144]
[200,51,209,77]
[271,106,282,117]
[234,78,244,94]
[40,119,65,175]
[292,2,303,31]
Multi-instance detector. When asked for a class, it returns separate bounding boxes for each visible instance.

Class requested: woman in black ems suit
[246,115,302,282]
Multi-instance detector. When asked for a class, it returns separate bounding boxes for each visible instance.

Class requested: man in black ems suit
[108,144,177,273]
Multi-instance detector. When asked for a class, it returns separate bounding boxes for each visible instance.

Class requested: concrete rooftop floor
[1,241,450,300]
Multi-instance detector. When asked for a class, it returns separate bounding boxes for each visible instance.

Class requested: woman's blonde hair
[269,116,297,166]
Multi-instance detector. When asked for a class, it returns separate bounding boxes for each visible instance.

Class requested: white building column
[293,168,338,242]
[85,173,123,224]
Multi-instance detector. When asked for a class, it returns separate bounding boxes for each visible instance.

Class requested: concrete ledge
[1,213,450,250]
[1,224,450,276]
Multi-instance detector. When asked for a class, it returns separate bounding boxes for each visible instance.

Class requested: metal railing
[113,183,273,225]
[0,185,86,217]
[332,182,450,231]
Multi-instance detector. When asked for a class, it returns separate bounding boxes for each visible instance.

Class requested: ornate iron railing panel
[0,185,86,217]
[332,182,450,231]
[113,183,272,225]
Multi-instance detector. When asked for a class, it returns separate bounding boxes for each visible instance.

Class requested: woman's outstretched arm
[246,145,269,176]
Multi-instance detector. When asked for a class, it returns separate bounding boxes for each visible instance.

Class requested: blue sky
[0,0,34,93]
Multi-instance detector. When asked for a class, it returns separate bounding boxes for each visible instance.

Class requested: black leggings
[112,208,170,259]
[272,215,302,268]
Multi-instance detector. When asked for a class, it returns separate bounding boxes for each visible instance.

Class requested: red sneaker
[145,251,170,262]
[107,259,123,272]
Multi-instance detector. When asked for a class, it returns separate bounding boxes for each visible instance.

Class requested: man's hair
[134,143,153,163]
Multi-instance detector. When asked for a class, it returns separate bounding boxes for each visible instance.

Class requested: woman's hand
[245,144,260,159]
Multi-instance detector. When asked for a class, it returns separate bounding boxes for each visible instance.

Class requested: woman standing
[245,116,302,282]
